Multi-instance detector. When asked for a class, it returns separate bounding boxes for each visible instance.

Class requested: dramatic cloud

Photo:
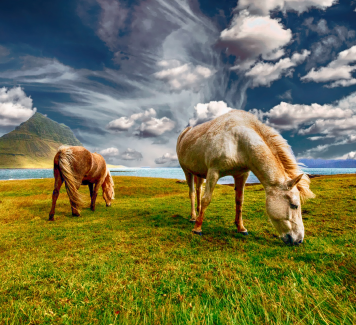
[189,101,232,126]
[0,87,36,127]
[252,91,356,158]
[96,0,128,51]
[155,152,178,164]
[246,50,310,87]
[119,148,143,161]
[236,0,337,15]
[107,108,175,137]
[219,11,292,70]
[153,60,215,93]
[250,101,353,131]
[0,56,79,84]
[302,45,356,87]
[99,147,119,157]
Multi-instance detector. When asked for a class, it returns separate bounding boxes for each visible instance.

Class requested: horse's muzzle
[106,204,111,207]
[282,234,303,246]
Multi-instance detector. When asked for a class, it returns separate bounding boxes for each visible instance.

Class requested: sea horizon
[1,167,356,184]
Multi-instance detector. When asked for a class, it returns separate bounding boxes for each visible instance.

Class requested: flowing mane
[252,118,315,203]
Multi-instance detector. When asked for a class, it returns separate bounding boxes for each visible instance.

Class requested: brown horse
[49,146,115,221]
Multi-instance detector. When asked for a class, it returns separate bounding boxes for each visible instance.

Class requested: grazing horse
[49,146,114,221]
[176,110,315,245]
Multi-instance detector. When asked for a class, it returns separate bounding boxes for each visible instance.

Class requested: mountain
[0,112,82,168]
[298,159,356,168]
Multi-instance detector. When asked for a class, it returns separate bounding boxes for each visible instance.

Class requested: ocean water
[1,167,355,184]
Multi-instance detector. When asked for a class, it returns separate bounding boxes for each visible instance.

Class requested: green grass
[0,175,355,324]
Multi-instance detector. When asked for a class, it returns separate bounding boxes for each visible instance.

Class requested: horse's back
[176,110,261,176]
[55,146,93,177]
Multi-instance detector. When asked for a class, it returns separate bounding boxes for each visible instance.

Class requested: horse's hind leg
[195,176,204,214]
[234,173,249,235]
[184,171,196,222]
[69,182,81,216]
[49,166,63,221]
[193,169,219,235]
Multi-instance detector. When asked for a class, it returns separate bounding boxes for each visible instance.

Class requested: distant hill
[0,112,82,168]
[298,159,356,168]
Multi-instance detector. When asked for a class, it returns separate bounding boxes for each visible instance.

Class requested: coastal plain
[0,175,355,324]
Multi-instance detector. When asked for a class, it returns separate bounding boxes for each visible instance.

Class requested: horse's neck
[245,140,286,189]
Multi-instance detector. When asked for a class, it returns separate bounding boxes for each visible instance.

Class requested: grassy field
[0,175,355,324]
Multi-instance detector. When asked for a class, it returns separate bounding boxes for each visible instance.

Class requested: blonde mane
[102,167,115,199]
[253,120,315,203]
[57,146,85,209]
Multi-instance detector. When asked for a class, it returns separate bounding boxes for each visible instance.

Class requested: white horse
[176,110,315,246]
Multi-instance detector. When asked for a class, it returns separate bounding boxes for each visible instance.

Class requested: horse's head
[102,170,115,207]
[266,174,306,246]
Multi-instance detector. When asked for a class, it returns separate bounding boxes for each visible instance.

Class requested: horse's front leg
[184,171,196,222]
[49,166,63,221]
[233,173,249,235]
[192,169,219,235]
[90,182,101,211]
[195,176,204,214]
[89,183,94,200]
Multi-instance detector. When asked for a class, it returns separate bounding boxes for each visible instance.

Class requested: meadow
[0,175,355,324]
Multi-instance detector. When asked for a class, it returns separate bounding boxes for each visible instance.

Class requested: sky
[0,0,356,166]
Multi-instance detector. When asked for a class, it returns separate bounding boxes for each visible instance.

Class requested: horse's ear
[287,174,304,189]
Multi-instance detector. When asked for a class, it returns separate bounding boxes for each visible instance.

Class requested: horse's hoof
[192,231,202,236]
[189,220,196,224]
[238,231,248,236]
[48,214,54,221]
[48,218,54,221]
[72,213,80,217]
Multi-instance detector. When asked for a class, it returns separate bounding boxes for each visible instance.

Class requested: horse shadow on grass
[140,211,282,248]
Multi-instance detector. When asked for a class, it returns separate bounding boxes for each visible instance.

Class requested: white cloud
[107,108,174,137]
[327,78,356,88]
[153,61,215,93]
[246,50,310,87]
[345,151,356,159]
[251,91,356,159]
[302,45,356,87]
[189,101,232,126]
[137,117,175,137]
[99,147,119,156]
[155,152,178,164]
[218,11,292,71]
[236,0,337,15]
[130,108,156,121]
[262,49,285,61]
[298,116,356,136]
[0,87,37,127]
[0,56,78,84]
[106,117,135,131]
[250,101,353,131]
[278,89,292,101]
[119,148,143,160]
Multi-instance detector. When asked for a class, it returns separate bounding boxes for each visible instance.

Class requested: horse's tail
[57,146,84,210]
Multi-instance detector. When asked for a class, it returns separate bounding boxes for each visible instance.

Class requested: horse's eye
[290,203,298,210]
